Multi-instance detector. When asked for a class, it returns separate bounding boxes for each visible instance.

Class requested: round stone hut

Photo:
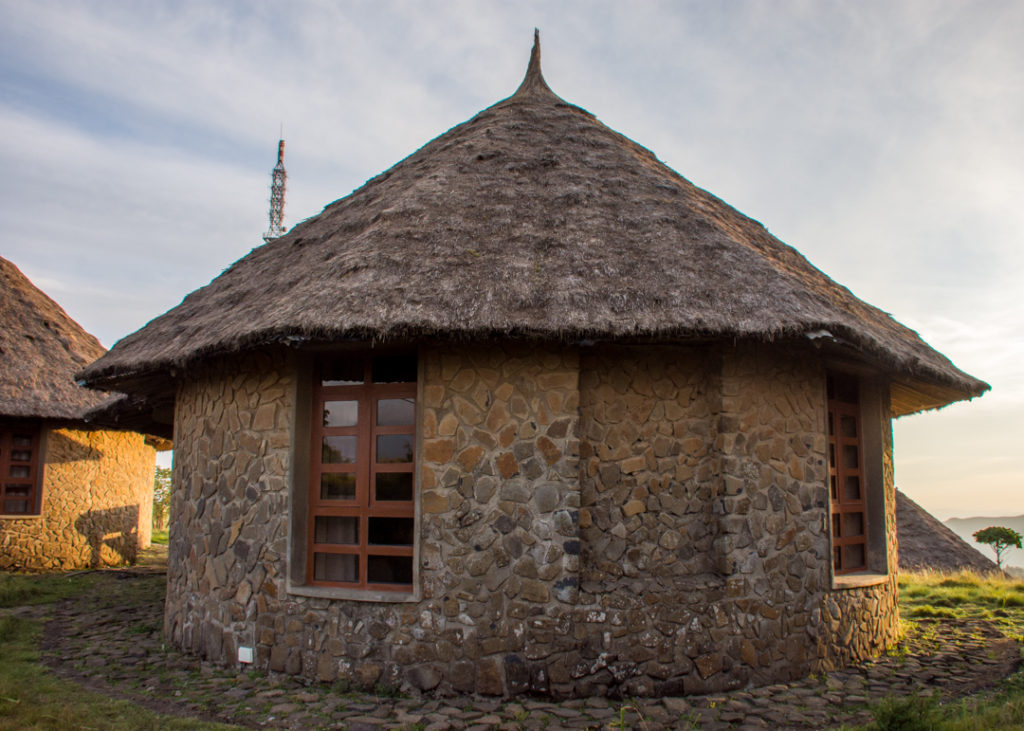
[80,36,987,697]
[1,256,161,570]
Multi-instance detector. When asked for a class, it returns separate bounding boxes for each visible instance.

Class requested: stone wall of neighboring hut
[0,428,155,570]
[163,342,898,697]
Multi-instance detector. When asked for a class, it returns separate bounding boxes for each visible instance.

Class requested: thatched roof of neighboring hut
[0,256,112,420]
[79,33,987,415]
[896,490,998,574]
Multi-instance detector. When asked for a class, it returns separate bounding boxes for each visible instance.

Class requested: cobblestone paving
[22,562,1024,730]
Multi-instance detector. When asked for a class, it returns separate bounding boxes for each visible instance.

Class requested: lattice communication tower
[263,139,287,243]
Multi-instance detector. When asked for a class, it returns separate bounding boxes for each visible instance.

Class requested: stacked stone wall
[0,427,156,570]
[165,350,294,667]
[163,341,899,697]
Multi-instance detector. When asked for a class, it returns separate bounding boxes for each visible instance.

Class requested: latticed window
[1,425,41,516]
[827,373,868,574]
[308,353,417,591]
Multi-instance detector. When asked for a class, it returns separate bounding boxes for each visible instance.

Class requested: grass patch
[899,569,1024,639]
[151,529,169,545]
[0,572,100,608]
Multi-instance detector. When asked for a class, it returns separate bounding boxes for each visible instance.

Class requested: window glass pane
[9,466,30,478]
[368,517,414,546]
[377,398,415,426]
[367,555,413,585]
[323,400,358,427]
[4,499,30,514]
[827,412,834,436]
[372,355,417,383]
[11,435,32,447]
[376,473,413,501]
[377,435,414,464]
[4,484,30,496]
[831,514,842,537]
[314,516,359,544]
[833,546,842,570]
[845,543,866,570]
[840,415,857,438]
[320,473,356,500]
[843,512,864,537]
[313,553,358,582]
[322,358,363,386]
[843,445,859,470]
[830,475,837,500]
[11,450,31,462]
[844,476,861,502]
[322,436,357,464]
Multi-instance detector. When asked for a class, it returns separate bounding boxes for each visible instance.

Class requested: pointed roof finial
[512,28,556,99]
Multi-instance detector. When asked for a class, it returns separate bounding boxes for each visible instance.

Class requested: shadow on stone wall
[47,431,104,462]
[74,505,139,567]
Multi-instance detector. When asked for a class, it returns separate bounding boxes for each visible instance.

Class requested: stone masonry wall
[164,341,898,697]
[165,343,582,695]
[165,350,294,667]
[0,427,155,570]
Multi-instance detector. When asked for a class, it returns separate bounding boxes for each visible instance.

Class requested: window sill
[0,514,42,520]
[287,582,420,603]
[832,571,889,590]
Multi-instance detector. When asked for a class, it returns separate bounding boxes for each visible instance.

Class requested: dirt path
[32,567,1023,730]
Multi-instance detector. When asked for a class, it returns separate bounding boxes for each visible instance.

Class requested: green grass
[0,572,100,608]
[151,529,169,545]
[898,569,1024,640]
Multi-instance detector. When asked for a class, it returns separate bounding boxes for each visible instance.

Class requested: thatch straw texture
[1,256,112,420]
[79,34,987,414]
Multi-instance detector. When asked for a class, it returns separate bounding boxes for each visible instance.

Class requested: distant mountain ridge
[896,490,999,573]
[945,514,1024,570]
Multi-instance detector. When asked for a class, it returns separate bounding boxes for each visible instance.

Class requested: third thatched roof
[79,33,987,415]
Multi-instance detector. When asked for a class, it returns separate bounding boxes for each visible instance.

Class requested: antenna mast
[263,138,287,243]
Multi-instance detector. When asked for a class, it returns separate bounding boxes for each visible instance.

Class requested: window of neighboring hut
[827,373,870,574]
[0,425,42,516]
[306,353,417,592]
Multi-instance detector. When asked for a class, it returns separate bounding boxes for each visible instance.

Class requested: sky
[1,1,1021,523]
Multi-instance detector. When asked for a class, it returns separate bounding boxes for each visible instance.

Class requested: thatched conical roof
[1,256,111,420]
[896,490,998,573]
[79,33,987,415]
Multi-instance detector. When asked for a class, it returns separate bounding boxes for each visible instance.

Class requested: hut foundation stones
[164,342,899,696]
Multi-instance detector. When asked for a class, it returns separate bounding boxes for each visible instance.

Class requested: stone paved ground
[15,557,1022,730]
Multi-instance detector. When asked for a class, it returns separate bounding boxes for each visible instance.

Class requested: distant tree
[973,526,1023,570]
[153,466,172,531]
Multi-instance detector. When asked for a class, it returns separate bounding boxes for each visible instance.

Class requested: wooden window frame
[827,373,869,575]
[306,354,417,592]
[1,424,42,517]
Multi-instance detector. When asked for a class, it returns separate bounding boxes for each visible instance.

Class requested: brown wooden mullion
[365,545,415,557]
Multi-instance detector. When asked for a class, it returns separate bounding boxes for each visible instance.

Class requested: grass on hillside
[899,569,1024,641]
[0,572,235,731]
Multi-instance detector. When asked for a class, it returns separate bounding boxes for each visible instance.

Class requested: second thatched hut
[1,256,161,569]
